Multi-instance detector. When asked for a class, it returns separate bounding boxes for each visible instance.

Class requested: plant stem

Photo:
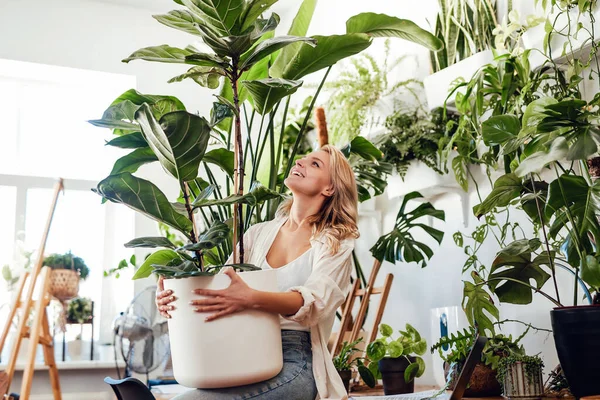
[231,58,244,264]
[482,277,562,307]
[529,174,561,304]
[182,182,203,270]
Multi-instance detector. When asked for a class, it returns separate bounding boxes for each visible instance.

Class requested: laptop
[349,336,488,400]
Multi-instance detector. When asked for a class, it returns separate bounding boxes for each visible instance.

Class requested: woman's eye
[312,162,319,167]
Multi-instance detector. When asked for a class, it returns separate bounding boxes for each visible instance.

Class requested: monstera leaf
[94,173,193,236]
[473,174,522,218]
[135,104,211,182]
[370,191,445,267]
[463,271,499,336]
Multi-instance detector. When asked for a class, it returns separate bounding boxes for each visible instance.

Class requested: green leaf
[240,35,316,70]
[123,45,198,64]
[210,102,234,127]
[346,13,443,51]
[498,239,542,256]
[379,323,393,337]
[89,100,140,130]
[452,156,468,191]
[366,340,386,362]
[349,136,383,161]
[105,132,148,149]
[567,126,600,160]
[463,272,499,336]
[238,0,279,32]
[275,34,372,80]
[515,137,568,177]
[388,341,404,358]
[110,148,157,175]
[181,0,244,36]
[405,323,421,342]
[270,0,317,78]
[183,51,230,67]
[133,249,181,279]
[404,362,419,382]
[193,182,284,207]
[412,339,427,356]
[179,220,229,251]
[482,115,521,146]
[168,66,222,89]
[473,174,522,218]
[370,191,445,266]
[135,105,212,182]
[242,78,302,115]
[94,173,193,236]
[125,237,177,249]
[358,365,377,388]
[108,90,186,121]
[489,249,552,304]
[583,255,600,288]
[203,148,235,177]
[415,356,426,377]
[153,9,205,36]
[520,97,558,136]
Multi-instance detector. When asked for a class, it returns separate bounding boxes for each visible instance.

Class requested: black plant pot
[378,356,415,395]
[337,369,351,393]
[551,305,600,398]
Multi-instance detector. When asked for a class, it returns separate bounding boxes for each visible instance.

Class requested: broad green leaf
[181,0,244,36]
[489,250,552,304]
[379,323,393,337]
[348,136,383,161]
[370,191,445,267]
[108,89,186,120]
[183,51,230,67]
[473,174,522,218]
[583,255,600,288]
[179,220,229,251]
[124,237,177,249]
[404,362,419,382]
[105,132,148,149]
[388,341,404,358]
[204,148,235,177]
[276,34,372,80]
[567,126,600,160]
[497,239,541,256]
[110,148,158,175]
[210,102,234,127]
[366,340,386,362]
[153,9,205,36]
[240,35,316,70]
[412,339,427,356]
[193,182,284,207]
[520,97,558,136]
[515,137,568,177]
[238,0,279,32]
[346,13,443,51]
[133,249,181,279]
[135,105,212,182]
[93,173,193,236]
[405,323,421,342]
[359,364,377,388]
[415,356,426,377]
[482,115,521,146]
[463,272,499,336]
[89,100,140,130]
[123,45,199,64]
[242,78,302,115]
[270,0,317,78]
[168,66,222,88]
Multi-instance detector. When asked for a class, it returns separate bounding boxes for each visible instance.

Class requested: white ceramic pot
[502,362,544,400]
[424,50,495,111]
[163,269,282,389]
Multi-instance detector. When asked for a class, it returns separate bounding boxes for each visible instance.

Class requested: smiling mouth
[291,170,304,178]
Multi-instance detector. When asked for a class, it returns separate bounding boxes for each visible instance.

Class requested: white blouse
[226,215,354,400]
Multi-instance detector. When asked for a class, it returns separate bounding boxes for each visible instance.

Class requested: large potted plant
[90,0,443,389]
[359,323,427,395]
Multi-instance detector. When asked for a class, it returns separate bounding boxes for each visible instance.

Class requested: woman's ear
[322,185,335,197]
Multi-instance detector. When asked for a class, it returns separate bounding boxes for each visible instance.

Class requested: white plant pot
[67,339,90,361]
[502,362,544,400]
[424,50,495,111]
[163,269,282,389]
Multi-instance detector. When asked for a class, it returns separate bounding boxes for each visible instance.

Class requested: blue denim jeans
[172,330,318,400]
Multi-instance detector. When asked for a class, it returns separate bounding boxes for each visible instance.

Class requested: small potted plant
[65,297,93,361]
[360,323,427,395]
[44,251,89,301]
[497,355,544,400]
[332,338,365,392]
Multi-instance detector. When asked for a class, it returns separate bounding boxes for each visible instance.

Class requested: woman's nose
[296,159,304,167]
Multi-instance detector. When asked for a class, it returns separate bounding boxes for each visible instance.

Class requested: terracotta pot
[444,361,501,397]
[163,269,282,389]
[337,369,352,393]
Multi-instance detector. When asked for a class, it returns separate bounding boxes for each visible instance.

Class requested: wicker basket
[49,269,80,301]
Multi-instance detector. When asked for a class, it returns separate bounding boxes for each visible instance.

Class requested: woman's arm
[250,290,305,316]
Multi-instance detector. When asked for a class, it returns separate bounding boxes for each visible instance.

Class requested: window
[0,58,137,349]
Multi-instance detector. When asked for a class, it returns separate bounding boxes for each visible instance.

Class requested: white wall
[0,0,560,390]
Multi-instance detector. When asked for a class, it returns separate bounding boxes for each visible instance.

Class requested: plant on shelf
[332,338,369,392]
[43,251,89,280]
[496,354,544,398]
[89,0,443,389]
[66,297,93,324]
[359,323,427,395]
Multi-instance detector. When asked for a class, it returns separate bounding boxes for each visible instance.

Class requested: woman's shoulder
[246,216,286,237]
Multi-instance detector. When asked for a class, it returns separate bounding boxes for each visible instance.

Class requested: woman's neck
[286,194,323,231]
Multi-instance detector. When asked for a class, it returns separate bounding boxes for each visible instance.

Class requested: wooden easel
[0,178,64,400]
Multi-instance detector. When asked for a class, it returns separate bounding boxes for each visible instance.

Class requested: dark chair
[104,377,156,400]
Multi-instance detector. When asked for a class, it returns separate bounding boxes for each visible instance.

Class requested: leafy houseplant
[66,297,93,324]
[90,0,442,390]
[496,354,544,399]
[359,323,427,395]
[332,338,367,393]
[43,252,90,280]
[44,251,90,301]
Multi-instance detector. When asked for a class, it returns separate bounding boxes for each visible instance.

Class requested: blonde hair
[276,144,360,254]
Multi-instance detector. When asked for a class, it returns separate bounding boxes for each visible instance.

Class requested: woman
[155,144,360,400]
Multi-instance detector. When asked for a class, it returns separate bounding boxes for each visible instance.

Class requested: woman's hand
[155,276,176,319]
[190,267,256,322]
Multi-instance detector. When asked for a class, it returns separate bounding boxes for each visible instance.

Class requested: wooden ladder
[0,179,63,400]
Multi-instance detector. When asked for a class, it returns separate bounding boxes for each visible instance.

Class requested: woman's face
[284,150,333,198]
